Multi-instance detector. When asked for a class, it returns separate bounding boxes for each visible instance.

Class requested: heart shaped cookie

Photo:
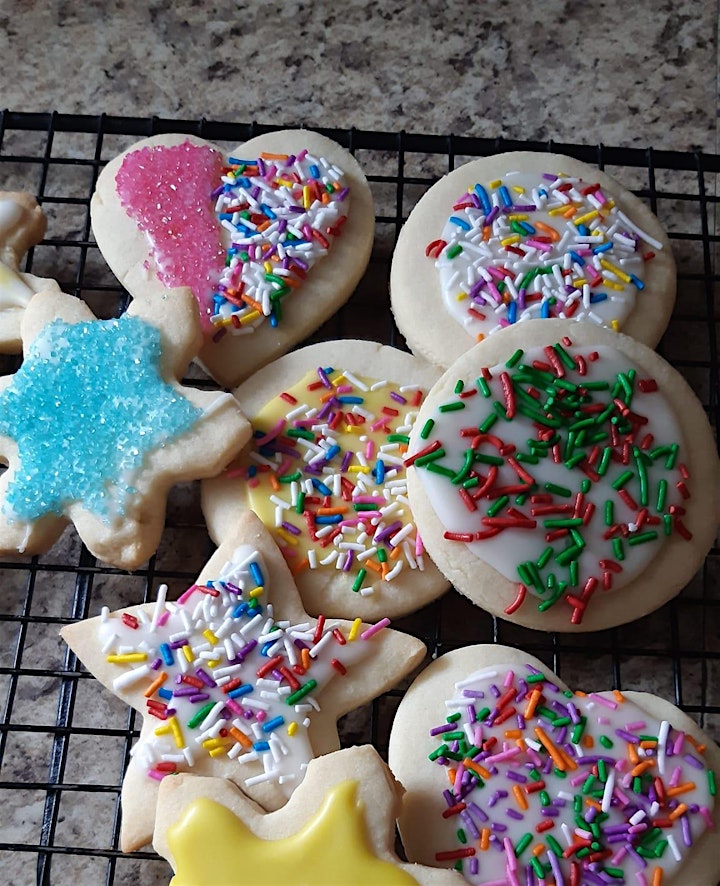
[91,130,375,387]
[389,645,720,886]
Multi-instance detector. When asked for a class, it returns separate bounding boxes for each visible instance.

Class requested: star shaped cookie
[0,286,250,568]
[61,511,426,851]
[154,746,463,886]
[91,130,375,388]
[0,191,61,352]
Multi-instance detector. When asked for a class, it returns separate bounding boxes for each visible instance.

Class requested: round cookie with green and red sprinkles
[388,644,720,886]
[405,319,719,632]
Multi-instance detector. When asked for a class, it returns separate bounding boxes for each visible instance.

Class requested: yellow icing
[167,779,418,886]
[240,367,423,586]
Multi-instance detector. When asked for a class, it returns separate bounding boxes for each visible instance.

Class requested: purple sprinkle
[195,668,217,688]
[430,724,455,737]
[149,657,162,670]
[237,640,258,660]
[169,639,189,650]
[683,753,704,770]
[281,521,301,536]
[489,683,501,699]
[462,689,485,699]
[342,550,353,571]
[541,807,559,817]
[172,687,197,698]
[616,729,641,743]
[389,391,407,404]
[336,186,350,201]
[490,822,507,833]
[189,692,210,703]
[506,809,524,821]
[505,771,527,784]
[681,813,693,846]
[316,366,333,389]
[467,800,488,823]
[341,450,353,471]
[485,205,500,225]
[460,809,480,839]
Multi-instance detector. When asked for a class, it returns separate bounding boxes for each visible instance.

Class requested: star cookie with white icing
[91,130,375,388]
[153,746,463,886]
[0,191,61,352]
[61,511,426,851]
[0,286,250,569]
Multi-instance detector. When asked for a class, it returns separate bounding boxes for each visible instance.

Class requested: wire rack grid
[0,112,717,886]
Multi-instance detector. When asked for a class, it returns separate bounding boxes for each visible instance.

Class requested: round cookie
[0,286,250,570]
[390,152,676,370]
[153,747,463,886]
[91,130,375,388]
[60,510,426,852]
[202,339,450,620]
[405,319,719,632]
[388,644,720,886]
[0,191,61,352]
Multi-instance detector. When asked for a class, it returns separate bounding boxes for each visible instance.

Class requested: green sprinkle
[526,672,547,683]
[454,379,464,394]
[420,418,435,440]
[352,568,366,592]
[295,491,306,514]
[536,546,554,569]
[581,479,591,493]
[506,348,524,368]
[451,449,476,485]
[597,447,613,476]
[377,547,387,563]
[286,679,318,705]
[553,342,577,370]
[612,469,634,490]
[187,702,216,729]
[663,513,673,535]
[487,495,509,517]
[569,559,579,587]
[474,452,505,466]
[544,482,573,498]
[556,544,584,566]
[457,828,467,844]
[530,857,545,879]
[515,451,540,464]
[656,478,668,512]
[612,537,625,561]
[544,517,584,529]
[477,376,492,398]
[599,735,614,749]
[387,433,410,444]
[709,770,717,796]
[414,447,446,466]
[287,427,316,440]
[447,243,463,259]
[604,500,614,526]
[627,531,658,546]
[546,835,564,857]
[447,712,462,722]
[479,412,499,433]
[425,462,457,478]
[515,833,533,857]
[475,707,491,722]
[666,443,679,469]
[438,401,465,413]
[278,470,302,483]
[633,446,649,506]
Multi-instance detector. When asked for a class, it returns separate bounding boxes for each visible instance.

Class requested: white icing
[0,199,23,239]
[97,544,373,796]
[416,344,685,595]
[435,171,655,339]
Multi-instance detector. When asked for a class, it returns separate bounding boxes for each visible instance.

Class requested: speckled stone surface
[0,0,717,151]
[0,2,719,885]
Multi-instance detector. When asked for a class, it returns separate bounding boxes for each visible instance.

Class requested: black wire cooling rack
[0,112,717,886]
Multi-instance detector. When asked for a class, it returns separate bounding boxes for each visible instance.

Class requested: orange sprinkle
[447,767,457,788]
[513,784,529,811]
[532,844,546,857]
[652,867,662,886]
[143,671,168,698]
[631,760,655,778]
[317,506,347,516]
[669,803,688,820]
[229,726,253,749]
[640,740,658,750]
[535,726,577,771]
[686,734,706,753]
[270,474,280,492]
[535,220,560,241]
[613,689,626,703]
[586,797,603,812]
[666,782,696,798]
[389,545,403,560]
[482,226,491,241]
[480,828,490,851]
[476,333,485,342]
[260,152,290,160]
[241,293,264,312]
[301,648,311,670]
[504,729,523,740]
[524,689,542,719]
[582,734,595,748]
[464,758,492,780]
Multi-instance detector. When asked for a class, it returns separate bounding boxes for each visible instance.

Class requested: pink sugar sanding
[116,141,225,333]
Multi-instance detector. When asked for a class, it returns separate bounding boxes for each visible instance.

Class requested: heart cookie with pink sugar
[91,130,375,388]
[389,644,720,886]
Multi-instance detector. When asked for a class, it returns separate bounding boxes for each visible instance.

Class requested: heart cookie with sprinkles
[60,510,426,852]
[91,129,375,388]
[388,644,720,886]
[0,286,250,569]
[390,152,676,371]
[405,319,719,631]
[202,339,449,620]
[153,746,463,886]
[0,191,62,352]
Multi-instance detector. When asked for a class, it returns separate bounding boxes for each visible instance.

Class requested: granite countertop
[0,2,718,885]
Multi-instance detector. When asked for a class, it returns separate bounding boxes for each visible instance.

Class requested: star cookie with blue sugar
[91,129,375,388]
[0,191,62,352]
[391,152,676,371]
[60,510,426,852]
[153,746,463,886]
[0,286,250,569]
[388,644,720,886]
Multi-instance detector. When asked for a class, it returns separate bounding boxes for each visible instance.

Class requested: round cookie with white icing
[91,130,375,388]
[202,339,449,620]
[0,191,61,352]
[60,511,426,852]
[405,319,719,631]
[0,286,250,569]
[153,747,464,886]
[388,644,720,886]
[390,152,676,370]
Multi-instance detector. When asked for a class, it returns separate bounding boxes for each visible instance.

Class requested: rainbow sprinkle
[229,366,426,594]
[429,664,715,885]
[428,170,661,341]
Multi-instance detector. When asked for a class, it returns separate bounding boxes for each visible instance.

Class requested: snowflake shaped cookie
[61,511,426,851]
[0,287,250,568]
[154,747,463,886]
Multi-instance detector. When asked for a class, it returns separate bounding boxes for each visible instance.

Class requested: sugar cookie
[60,510,426,851]
[202,339,449,620]
[391,152,676,370]
[405,319,719,631]
[0,191,61,352]
[154,746,463,886]
[389,644,720,886]
[0,286,249,569]
[91,130,375,387]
